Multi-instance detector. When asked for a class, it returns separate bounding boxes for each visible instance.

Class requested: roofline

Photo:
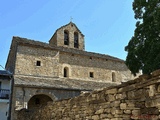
[11,36,124,63]
[14,84,92,91]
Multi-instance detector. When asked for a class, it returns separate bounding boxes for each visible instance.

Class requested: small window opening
[64,30,69,45]
[112,72,116,82]
[35,98,40,105]
[90,57,92,59]
[90,72,94,78]
[64,67,69,77]
[36,61,41,66]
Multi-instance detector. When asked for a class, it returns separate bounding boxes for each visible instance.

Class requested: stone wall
[14,44,134,82]
[59,52,133,82]
[15,45,59,77]
[17,69,160,120]
[5,38,17,73]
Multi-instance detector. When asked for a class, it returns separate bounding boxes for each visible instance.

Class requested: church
[5,22,135,119]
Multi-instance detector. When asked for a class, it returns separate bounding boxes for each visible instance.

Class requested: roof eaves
[13,36,124,62]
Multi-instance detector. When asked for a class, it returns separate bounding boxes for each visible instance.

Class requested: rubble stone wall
[16,70,160,120]
[14,45,134,82]
[15,45,59,77]
[59,52,133,82]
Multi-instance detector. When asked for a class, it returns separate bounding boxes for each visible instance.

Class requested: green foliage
[125,0,160,75]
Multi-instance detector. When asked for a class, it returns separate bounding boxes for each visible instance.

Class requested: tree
[125,0,160,75]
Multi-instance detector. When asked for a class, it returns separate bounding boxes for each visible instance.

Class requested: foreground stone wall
[17,70,160,120]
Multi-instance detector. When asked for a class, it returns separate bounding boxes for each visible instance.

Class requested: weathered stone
[95,109,104,114]
[110,100,120,107]
[111,108,123,115]
[106,94,115,102]
[111,118,123,120]
[124,110,131,114]
[127,102,135,107]
[132,109,141,115]
[149,85,156,97]
[138,74,151,81]
[120,103,127,109]
[122,114,131,119]
[151,69,160,77]
[145,98,160,107]
[118,84,136,93]
[104,108,111,113]
[100,114,108,119]
[116,93,126,100]
[158,85,160,92]
[92,115,99,120]
[105,88,118,94]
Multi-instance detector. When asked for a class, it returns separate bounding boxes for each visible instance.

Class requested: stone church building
[5,22,134,118]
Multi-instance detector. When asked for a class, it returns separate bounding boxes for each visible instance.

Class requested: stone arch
[28,94,53,110]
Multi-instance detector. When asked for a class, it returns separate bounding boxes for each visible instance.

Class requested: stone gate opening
[28,94,53,110]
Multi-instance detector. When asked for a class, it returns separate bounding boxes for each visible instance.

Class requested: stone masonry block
[92,115,100,120]
[105,88,118,94]
[120,103,127,109]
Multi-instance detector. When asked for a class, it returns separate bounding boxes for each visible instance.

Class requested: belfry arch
[28,94,53,110]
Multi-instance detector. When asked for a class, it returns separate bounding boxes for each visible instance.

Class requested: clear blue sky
[0,0,136,69]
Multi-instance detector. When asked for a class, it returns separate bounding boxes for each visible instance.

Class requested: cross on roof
[70,17,73,22]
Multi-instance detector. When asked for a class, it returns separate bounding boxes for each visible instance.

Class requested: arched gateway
[28,94,53,110]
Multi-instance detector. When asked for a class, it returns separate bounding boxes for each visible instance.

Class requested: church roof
[50,22,84,38]
[10,36,124,62]
[14,76,119,91]
[58,22,84,36]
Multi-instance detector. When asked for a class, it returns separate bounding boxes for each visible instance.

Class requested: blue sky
[0,0,136,69]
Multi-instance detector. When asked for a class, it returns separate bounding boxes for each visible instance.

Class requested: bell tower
[49,22,85,50]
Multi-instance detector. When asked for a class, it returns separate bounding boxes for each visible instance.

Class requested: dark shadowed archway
[28,94,53,110]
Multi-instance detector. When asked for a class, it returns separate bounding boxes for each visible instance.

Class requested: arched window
[112,72,116,82]
[64,67,69,77]
[74,32,79,48]
[64,30,69,45]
